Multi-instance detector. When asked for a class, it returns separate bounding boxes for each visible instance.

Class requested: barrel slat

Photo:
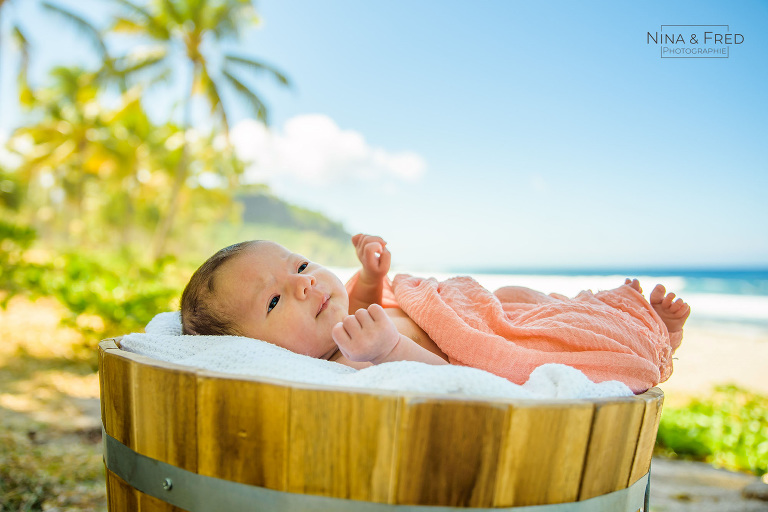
[197,373,289,490]
[578,396,645,500]
[494,400,593,506]
[100,346,134,447]
[132,357,197,472]
[98,340,116,434]
[287,387,398,502]
[393,398,506,507]
[105,469,138,512]
[629,387,664,483]
[137,492,188,511]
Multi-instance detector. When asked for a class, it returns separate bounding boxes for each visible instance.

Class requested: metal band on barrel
[103,426,651,511]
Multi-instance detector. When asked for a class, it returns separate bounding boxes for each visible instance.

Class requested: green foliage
[3,252,180,339]
[1,218,180,339]
[35,252,180,336]
[0,168,25,211]
[656,385,768,476]
[0,219,38,300]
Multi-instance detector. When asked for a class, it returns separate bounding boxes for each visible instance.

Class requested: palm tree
[0,0,32,115]
[0,1,107,120]
[108,0,290,259]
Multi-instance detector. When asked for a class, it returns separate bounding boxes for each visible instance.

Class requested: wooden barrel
[98,338,663,511]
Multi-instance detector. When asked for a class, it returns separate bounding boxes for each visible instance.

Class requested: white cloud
[231,114,427,186]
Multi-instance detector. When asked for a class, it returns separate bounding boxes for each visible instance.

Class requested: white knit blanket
[118,312,633,400]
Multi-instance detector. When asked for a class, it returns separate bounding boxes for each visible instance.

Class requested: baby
[181,234,691,375]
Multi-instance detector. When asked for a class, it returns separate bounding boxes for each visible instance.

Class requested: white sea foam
[684,293,768,322]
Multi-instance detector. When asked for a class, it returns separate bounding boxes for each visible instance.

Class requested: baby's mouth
[316,295,330,317]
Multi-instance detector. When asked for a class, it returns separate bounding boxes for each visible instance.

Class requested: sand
[659,319,768,405]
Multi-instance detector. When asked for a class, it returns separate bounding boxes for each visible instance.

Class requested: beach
[662,321,768,404]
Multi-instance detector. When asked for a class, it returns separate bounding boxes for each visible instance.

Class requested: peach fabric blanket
[389,274,681,394]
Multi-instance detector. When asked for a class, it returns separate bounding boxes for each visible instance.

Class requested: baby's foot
[649,284,691,334]
[625,278,643,294]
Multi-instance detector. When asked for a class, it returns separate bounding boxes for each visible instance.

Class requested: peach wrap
[389,274,681,394]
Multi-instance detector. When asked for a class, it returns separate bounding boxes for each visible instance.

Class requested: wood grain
[578,396,645,500]
[131,355,197,472]
[393,397,507,507]
[629,387,664,483]
[197,372,290,490]
[494,400,594,506]
[287,386,399,502]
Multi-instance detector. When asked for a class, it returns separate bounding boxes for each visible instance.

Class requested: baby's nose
[294,273,316,297]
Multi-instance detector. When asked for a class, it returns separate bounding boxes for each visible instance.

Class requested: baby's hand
[352,233,391,280]
[331,304,400,363]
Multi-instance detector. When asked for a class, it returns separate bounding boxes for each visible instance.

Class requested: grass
[656,385,768,476]
[0,296,106,512]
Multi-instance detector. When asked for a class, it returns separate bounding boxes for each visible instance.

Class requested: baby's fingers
[367,303,388,321]
[332,321,351,350]
[354,308,374,327]
[341,314,363,337]
[378,245,391,271]
[363,242,387,267]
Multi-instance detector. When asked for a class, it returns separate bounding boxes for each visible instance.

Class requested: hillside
[237,192,349,242]
[208,190,358,267]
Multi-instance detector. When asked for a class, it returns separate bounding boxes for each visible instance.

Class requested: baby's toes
[625,278,643,294]
[677,301,691,318]
[650,284,666,305]
[662,292,677,308]
[670,298,686,313]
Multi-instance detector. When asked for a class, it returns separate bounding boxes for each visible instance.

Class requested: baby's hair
[180,241,258,336]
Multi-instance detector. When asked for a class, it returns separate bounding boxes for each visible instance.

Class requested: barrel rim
[99,337,662,405]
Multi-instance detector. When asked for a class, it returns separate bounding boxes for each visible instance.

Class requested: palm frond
[199,69,229,132]
[12,25,34,105]
[221,68,267,123]
[111,0,154,22]
[186,0,206,29]
[116,46,169,74]
[206,2,257,40]
[111,16,149,34]
[111,0,170,39]
[206,4,237,39]
[11,22,29,47]
[224,54,291,87]
[41,2,109,61]
[160,0,182,25]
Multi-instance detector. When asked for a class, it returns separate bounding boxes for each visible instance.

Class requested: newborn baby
[181,235,691,380]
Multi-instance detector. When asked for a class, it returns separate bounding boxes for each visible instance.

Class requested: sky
[1,0,767,271]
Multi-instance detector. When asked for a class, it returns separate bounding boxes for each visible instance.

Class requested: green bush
[656,385,768,476]
[1,221,179,339]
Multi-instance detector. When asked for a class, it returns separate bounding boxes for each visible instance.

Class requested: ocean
[332,267,768,333]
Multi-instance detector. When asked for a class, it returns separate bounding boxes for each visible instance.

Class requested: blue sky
[1,0,766,270]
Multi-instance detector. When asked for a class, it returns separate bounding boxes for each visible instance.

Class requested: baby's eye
[268,295,280,312]
[298,262,308,273]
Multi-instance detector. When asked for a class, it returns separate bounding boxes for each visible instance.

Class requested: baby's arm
[347,234,391,314]
[332,304,449,366]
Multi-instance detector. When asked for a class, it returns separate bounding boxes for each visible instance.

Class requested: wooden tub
[98,338,663,511]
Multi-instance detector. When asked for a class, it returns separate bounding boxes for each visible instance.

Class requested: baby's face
[215,241,349,359]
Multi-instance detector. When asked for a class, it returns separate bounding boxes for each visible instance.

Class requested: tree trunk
[150,69,195,261]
